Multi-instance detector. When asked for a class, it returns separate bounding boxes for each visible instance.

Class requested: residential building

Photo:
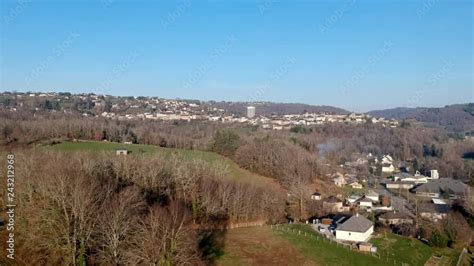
[413,178,470,199]
[385,181,415,190]
[382,163,395,173]
[333,173,346,187]
[419,203,449,221]
[311,192,322,201]
[378,211,414,225]
[323,196,344,213]
[349,181,363,189]
[359,198,373,208]
[366,190,379,202]
[335,214,374,242]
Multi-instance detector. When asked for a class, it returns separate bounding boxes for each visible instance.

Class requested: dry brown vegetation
[0,150,286,265]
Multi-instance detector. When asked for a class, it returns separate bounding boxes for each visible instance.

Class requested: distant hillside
[368,103,474,132]
[207,101,350,116]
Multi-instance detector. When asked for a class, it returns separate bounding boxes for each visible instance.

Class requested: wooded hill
[368,103,474,133]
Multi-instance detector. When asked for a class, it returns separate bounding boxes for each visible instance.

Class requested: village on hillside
[306,152,473,253]
[0,92,400,129]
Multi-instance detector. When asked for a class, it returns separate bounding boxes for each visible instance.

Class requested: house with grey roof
[335,213,374,242]
[419,203,449,222]
[413,178,470,199]
[379,211,414,225]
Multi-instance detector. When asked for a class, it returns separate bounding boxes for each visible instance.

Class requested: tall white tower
[430,170,439,179]
[247,106,256,118]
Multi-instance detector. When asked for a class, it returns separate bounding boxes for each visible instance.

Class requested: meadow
[47,140,278,186]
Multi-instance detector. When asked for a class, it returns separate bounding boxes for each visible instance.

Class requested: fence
[269,224,408,266]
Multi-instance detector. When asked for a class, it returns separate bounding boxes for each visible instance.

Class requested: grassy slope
[273,225,384,266]
[47,141,278,187]
[370,233,460,266]
[217,225,384,266]
[217,225,461,266]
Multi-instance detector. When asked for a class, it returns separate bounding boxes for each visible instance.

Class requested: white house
[366,190,379,202]
[381,155,393,164]
[382,164,395,173]
[347,194,364,204]
[348,180,363,189]
[333,173,346,187]
[396,172,428,184]
[311,192,322,201]
[336,214,374,242]
[359,198,373,208]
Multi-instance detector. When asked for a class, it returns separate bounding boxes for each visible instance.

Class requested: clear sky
[1,0,472,112]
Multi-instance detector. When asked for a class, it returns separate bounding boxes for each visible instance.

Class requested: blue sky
[1,0,472,112]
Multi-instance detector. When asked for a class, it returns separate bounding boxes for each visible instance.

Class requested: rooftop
[379,211,413,220]
[413,178,469,195]
[324,196,342,203]
[337,214,373,233]
[419,203,450,214]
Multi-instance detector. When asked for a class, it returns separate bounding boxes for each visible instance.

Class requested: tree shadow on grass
[197,213,229,265]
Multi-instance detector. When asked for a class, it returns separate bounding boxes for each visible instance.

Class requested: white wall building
[247,106,256,118]
[336,214,374,242]
[429,170,439,180]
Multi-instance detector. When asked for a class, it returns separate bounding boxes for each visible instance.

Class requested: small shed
[321,218,333,225]
[359,242,373,252]
[116,148,128,155]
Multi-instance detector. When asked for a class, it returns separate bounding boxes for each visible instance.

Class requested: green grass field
[47,141,278,186]
[370,233,459,266]
[272,224,384,266]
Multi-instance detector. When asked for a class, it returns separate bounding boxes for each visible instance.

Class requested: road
[374,185,415,215]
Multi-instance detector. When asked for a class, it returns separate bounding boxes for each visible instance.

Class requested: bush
[429,230,448,247]
[290,125,311,134]
[210,130,240,157]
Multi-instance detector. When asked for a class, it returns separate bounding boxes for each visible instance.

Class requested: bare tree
[125,203,200,265]
[94,186,145,265]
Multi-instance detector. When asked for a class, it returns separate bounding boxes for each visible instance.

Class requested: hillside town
[0,92,400,129]
[307,152,473,253]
